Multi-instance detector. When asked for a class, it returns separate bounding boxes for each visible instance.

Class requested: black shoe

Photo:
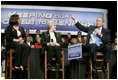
[56,63,60,71]
[47,63,52,71]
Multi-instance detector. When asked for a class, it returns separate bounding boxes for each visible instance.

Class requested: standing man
[41,21,63,71]
[69,14,111,78]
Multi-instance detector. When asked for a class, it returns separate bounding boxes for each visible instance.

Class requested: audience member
[83,35,87,45]
[25,29,33,42]
[76,31,84,43]
[35,37,42,48]
[58,32,62,37]
[34,30,41,43]
[61,37,68,48]
[72,38,77,45]
[65,33,72,46]
[25,35,35,48]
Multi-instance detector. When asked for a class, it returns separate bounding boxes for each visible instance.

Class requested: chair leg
[45,51,64,79]
[56,71,59,79]
[90,59,92,79]
[42,71,44,79]
[102,70,104,79]
[42,60,45,79]
[10,50,12,79]
[5,54,9,79]
[88,71,90,79]
[107,63,109,79]
[45,51,47,79]
[28,56,30,79]
[62,51,64,79]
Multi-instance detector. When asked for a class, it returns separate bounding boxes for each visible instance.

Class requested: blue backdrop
[1,5,105,35]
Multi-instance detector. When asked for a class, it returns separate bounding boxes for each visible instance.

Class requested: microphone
[51,39,53,42]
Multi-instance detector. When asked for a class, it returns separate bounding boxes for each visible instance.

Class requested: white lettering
[1,19,9,24]
[21,20,34,25]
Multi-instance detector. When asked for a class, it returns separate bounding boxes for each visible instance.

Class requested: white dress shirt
[26,42,30,46]
[74,20,103,45]
[78,37,82,42]
[89,27,102,44]
[49,32,57,43]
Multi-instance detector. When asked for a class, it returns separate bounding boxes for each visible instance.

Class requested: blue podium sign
[68,43,82,60]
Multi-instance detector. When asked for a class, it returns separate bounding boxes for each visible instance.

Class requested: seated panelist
[5,14,30,71]
[69,14,111,78]
[41,21,63,70]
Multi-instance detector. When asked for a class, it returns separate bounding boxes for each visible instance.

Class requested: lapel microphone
[51,39,53,42]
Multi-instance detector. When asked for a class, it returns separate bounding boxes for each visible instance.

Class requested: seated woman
[41,21,63,71]
[35,37,42,48]
[5,14,30,71]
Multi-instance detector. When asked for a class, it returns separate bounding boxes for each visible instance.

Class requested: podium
[68,44,88,79]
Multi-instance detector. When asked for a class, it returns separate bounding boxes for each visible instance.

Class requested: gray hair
[97,17,104,23]
[46,21,54,29]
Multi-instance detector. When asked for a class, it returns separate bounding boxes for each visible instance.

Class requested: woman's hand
[13,39,20,42]
[19,40,24,44]
[47,42,55,46]
[18,37,23,42]
[55,43,60,46]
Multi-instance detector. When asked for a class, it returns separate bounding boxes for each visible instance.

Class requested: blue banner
[1,5,107,35]
[68,43,82,60]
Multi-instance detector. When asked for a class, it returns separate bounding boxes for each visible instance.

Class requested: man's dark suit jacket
[41,31,63,48]
[25,41,34,47]
[75,22,110,47]
[5,25,26,42]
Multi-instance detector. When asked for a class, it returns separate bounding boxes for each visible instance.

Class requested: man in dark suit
[70,14,111,78]
[25,35,35,48]
[41,21,63,71]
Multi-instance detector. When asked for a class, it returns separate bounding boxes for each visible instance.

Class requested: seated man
[41,21,63,70]
[70,14,111,78]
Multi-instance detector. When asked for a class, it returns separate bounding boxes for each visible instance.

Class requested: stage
[29,48,117,79]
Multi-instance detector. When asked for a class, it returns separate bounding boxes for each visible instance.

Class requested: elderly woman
[5,14,30,71]
[35,37,42,48]
[41,21,63,71]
